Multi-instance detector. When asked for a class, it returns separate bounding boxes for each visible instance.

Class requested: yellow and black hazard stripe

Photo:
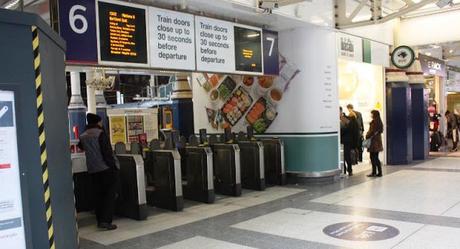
[32,25,56,249]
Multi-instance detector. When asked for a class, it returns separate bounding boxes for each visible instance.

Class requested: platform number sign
[59,0,98,63]
[69,5,89,34]
[263,30,279,75]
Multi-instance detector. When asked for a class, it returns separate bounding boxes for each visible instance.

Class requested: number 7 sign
[58,0,98,63]
[263,30,279,75]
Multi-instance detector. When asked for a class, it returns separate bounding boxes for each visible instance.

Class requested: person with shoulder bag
[365,110,384,177]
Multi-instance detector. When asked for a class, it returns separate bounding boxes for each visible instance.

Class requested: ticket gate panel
[238,141,265,191]
[116,155,148,220]
[212,144,241,197]
[262,139,286,185]
[145,150,184,211]
[183,147,215,203]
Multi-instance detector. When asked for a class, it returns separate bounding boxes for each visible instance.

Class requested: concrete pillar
[69,71,85,108]
[85,71,97,114]
[171,72,192,99]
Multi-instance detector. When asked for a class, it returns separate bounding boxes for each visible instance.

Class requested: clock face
[391,46,415,69]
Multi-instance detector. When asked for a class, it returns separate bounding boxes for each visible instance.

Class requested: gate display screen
[98,1,148,65]
[234,26,262,73]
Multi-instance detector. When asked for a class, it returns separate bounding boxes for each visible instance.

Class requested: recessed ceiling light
[426,52,432,56]
[450,49,454,53]
[431,44,441,49]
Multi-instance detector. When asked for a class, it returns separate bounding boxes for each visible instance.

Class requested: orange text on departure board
[108,11,138,57]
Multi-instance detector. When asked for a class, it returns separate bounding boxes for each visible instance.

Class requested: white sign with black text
[337,33,363,62]
[195,16,235,73]
[149,7,195,70]
[0,90,26,249]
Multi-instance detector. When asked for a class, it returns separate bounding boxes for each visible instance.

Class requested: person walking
[445,110,458,152]
[347,104,364,162]
[78,113,119,230]
[341,109,360,176]
[366,110,384,177]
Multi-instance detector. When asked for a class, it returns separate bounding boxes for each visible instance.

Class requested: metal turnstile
[182,146,215,203]
[211,144,241,196]
[116,155,148,220]
[261,139,286,185]
[238,141,266,191]
[145,150,184,211]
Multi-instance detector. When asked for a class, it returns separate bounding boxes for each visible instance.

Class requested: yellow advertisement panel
[109,116,126,144]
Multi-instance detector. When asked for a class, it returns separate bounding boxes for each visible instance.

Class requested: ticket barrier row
[74,137,285,221]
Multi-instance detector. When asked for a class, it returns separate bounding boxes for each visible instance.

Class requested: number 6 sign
[58,0,98,63]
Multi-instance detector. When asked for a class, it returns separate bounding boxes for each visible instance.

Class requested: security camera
[259,0,279,9]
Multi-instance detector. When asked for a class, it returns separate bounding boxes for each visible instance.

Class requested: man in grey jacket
[79,113,119,230]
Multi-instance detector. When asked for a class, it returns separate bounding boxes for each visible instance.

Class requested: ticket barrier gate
[211,144,241,197]
[238,141,265,191]
[116,155,148,220]
[181,146,215,203]
[261,139,286,185]
[145,150,184,211]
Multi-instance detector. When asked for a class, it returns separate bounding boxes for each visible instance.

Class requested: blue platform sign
[59,0,98,63]
[263,30,279,75]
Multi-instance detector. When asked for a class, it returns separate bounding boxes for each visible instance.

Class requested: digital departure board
[234,26,262,73]
[98,1,148,65]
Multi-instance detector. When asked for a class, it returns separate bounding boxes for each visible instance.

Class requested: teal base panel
[281,135,339,174]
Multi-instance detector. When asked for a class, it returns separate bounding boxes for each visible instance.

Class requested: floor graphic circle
[323,222,400,241]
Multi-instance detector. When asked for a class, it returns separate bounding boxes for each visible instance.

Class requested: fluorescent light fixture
[431,44,441,49]
[247,33,260,38]
[426,52,432,56]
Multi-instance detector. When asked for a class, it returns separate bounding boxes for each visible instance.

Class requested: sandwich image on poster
[234,26,263,74]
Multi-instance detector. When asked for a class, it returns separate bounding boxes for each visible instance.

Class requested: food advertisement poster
[193,26,339,134]
[0,91,26,249]
[109,116,126,144]
[192,54,299,134]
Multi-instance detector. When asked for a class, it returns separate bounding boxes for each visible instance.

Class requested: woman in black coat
[366,110,384,177]
[341,111,360,176]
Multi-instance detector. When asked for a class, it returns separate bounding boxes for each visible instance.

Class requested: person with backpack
[445,110,458,152]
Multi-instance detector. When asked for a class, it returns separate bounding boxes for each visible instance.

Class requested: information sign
[0,90,26,249]
[58,0,98,63]
[97,0,149,65]
[149,7,195,70]
[195,16,235,73]
[234,25,263,74]
[262,30,279,75]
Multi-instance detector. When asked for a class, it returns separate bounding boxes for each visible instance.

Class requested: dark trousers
[343,144,353,174]
[358,136,364,162]
[370,152,382,176]
[91,169,118,224]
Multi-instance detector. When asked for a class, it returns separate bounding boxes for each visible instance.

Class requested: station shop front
[336,32,389,169]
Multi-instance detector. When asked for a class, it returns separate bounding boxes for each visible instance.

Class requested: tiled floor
[80,158,460,249]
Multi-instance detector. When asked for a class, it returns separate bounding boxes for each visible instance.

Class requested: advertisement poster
[0,91,26,249]
[109,116,126,144]
[195,16,235,73]
[149,7,195,70]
